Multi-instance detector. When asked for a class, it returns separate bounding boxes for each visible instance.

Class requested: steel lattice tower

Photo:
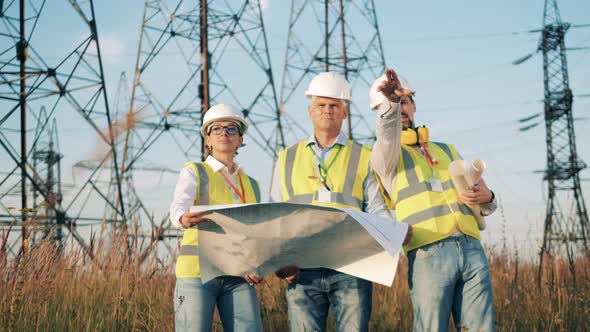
[29,107,64,244]
[538,0,590,278]
[111,0,285,251]
[111,72,179,257]
[124,0,284,166]
[279,0,386,144]
[0,0,124,256]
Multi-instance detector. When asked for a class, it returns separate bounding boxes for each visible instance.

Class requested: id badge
[430,178,443,192]
[317,187,332,202]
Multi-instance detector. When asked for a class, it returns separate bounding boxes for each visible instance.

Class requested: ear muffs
[401,128,417,145]
[401,126,429,145]
[417,126,429,143]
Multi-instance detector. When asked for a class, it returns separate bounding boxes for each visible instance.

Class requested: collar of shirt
[305,132,349,150]
[205,155,242,180]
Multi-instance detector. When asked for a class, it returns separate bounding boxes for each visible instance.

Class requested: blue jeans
[408,235,495,332]
[286,268,372,332]
[174,276,262,332]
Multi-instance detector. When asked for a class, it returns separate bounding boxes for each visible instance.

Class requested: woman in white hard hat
[169,103,263,331]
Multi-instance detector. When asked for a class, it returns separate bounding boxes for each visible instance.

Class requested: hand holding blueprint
[448,159,487,230]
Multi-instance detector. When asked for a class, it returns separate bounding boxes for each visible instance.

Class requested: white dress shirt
[169,155,243,230]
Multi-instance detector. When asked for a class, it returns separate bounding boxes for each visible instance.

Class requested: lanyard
[415,145,439,180]
[419,144,437,167]
[219,170,246,204]
[308,144,343,186]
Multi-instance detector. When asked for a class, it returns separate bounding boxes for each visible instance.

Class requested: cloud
[259,0,270,11]
[98,32,126,65]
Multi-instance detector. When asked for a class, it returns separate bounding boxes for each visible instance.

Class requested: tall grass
[1,225,176,331]
[1,224,589,331]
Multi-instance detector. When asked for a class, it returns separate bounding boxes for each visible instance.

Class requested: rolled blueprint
[448,159,487,230]
[468,159,486,186]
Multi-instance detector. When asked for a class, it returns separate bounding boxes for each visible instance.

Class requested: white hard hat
[304,72,352,103]
[369,74,413,110]
[200,103,248,137]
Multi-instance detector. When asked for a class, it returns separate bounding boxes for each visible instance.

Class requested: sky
[1,0,589,260]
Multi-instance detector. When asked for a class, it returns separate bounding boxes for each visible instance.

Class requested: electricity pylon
[0,0,125,256]
[536,0,589,281]
[124,0,284,166]
[514,0,590,283]
[279,0,386,144]
[117,0,284,254]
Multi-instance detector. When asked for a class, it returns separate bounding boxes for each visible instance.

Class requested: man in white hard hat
[270,72,409,332]
[370,68,498,332]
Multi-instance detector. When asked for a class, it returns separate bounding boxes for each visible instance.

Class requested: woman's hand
[179,208,210,228]
[244,274,263,285]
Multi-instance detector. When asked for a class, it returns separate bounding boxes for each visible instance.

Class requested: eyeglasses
[208,125,239,136]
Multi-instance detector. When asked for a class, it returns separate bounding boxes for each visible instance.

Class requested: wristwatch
[486,190,495,204]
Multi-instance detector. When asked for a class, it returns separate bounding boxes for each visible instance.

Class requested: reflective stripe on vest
[390,142,480,252]
[279,140,370,210]
[175,161,260,278]
[195,163,209,205]
[395,149,455,202]
[178,245,199,256]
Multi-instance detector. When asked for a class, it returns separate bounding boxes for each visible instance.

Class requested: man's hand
[179,208,210,228]
[275,265,300,284]
[244,274,263,286]
[460,178,494,205]
[377,68,415,103]
[403,225,413,245]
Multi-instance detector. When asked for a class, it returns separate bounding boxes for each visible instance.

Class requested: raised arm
[371,100,402,196]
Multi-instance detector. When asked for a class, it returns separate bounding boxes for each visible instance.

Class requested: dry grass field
[1,223,589,331]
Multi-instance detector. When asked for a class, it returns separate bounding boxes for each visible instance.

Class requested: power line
[382,23,590,44]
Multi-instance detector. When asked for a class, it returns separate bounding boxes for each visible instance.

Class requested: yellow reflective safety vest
[388,142,480,252]
[278,140,371,210]
[175,161,261,278]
